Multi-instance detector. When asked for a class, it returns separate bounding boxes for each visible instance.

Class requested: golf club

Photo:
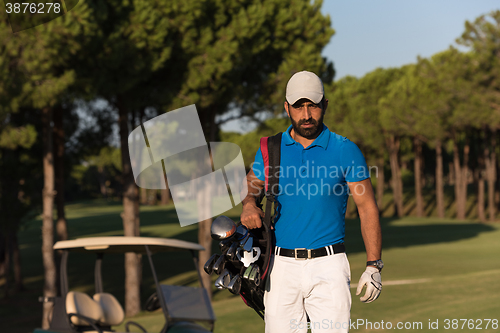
[215,269,232,289]
[227,274,242,294]
[219,239,232,254]
[227,242,239,260]
[213,254,226,275]
[203,254,220,275]
[248,264,261,287]
[211,216,237,240]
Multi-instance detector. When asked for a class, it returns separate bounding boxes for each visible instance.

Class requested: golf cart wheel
[144,292,160,312]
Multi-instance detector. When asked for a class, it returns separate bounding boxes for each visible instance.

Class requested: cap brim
[286,92,323,105]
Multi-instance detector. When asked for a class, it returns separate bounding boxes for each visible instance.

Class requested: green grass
[2,199,500,333]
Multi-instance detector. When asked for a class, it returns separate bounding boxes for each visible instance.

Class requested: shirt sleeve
[341,139,370,183]
[251,147,265,181]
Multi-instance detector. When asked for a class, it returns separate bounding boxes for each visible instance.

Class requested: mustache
[298,119,317,126]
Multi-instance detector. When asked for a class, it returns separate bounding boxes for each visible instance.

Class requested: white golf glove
[356,266,382,303]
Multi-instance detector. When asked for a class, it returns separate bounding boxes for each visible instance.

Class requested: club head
[219,239,232,254]
[227,242,239,260]
[215,269,232,290]
[203,254,219,275]
[227,274,242,295]
[213,254,226,275]
[242,265,253,280]
[242,235,254,252]
[234,225,249,241]
[248,264,261,286]
[215,274,225,289]
[211,216,237,240]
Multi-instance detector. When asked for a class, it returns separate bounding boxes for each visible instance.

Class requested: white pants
[264,252,351,333]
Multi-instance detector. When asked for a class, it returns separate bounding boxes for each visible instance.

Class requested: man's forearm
[358,204,382,261]
[241,178,263,207]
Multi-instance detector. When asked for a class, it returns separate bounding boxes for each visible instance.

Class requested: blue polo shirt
[252,124,369,249]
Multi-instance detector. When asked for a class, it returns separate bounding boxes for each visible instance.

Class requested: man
[240,71,382,333]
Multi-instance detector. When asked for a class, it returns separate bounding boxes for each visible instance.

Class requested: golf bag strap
[259,132,282,283]
[259,132,282,228]
[260,133,282,197]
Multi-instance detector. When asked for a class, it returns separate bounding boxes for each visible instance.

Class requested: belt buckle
[294,248,311,260]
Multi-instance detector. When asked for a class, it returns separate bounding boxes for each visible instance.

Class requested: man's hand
[356,267,382,303]
[241,203,264,229]
[240,169,265,229]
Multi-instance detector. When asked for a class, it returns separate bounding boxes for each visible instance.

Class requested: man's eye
[292,103,319,109]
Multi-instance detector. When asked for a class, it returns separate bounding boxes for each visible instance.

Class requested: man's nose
[302,107,312,120]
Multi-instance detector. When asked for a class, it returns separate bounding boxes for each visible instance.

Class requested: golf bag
[204,132,282,319]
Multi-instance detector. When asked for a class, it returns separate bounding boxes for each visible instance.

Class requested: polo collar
[283,124,330,150]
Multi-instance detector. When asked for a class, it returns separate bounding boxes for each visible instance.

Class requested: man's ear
[284,101,291,118]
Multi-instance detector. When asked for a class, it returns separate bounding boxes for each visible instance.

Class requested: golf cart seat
[66,291,136,333]
[93,293,125,326]
[66,291,106,327]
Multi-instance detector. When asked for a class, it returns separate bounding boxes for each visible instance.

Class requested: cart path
[350,278,431,288]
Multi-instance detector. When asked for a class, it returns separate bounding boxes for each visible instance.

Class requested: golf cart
[33,236,216,333]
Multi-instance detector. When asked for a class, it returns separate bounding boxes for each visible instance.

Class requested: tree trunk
[497,130,500,209]
[414,137,424,217]
[0,232,4,280]
[448,162,455,185]
[376,157,384,215]
[97,166,108,198]
[487,130,496,221]
[148,190,158,205]
[387,135,403,217]
[197,113,219,299]
[3,235,11,298]
[461,139,470,219]
[452,139,461,218]
[477,175,486,222]
[53,106,67,298]
[41,106,57,329]
[0,149,17,298]
[140,187,147,205]
[477,146,486,222]
[53,106,68,242]
[452,135,468,220]
[12,232,24,292]
[197,181,213,300]
[435,142,445,218]
[117,97,141,317]
[133,183,142,290]
[161,177,170,205]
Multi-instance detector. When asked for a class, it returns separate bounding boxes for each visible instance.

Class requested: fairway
[2,199,500,333]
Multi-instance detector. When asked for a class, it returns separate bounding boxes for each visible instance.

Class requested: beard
[290,112,324,140]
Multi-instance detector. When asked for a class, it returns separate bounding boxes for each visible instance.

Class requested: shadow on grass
[344,217,496,254]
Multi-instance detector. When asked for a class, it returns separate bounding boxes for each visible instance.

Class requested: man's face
[285,98,326,140]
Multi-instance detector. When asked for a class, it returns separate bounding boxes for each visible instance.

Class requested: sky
[222,0,500,133]
[322,0,500,80]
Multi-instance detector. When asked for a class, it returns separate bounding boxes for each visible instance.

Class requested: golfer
[240,71,383,333]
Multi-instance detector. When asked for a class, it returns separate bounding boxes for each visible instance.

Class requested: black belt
[276,243,345,259]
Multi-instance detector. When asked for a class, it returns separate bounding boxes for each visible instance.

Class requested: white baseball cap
[285,71,324,105]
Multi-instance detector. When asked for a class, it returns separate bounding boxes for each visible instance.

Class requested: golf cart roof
[53,236,205,254]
